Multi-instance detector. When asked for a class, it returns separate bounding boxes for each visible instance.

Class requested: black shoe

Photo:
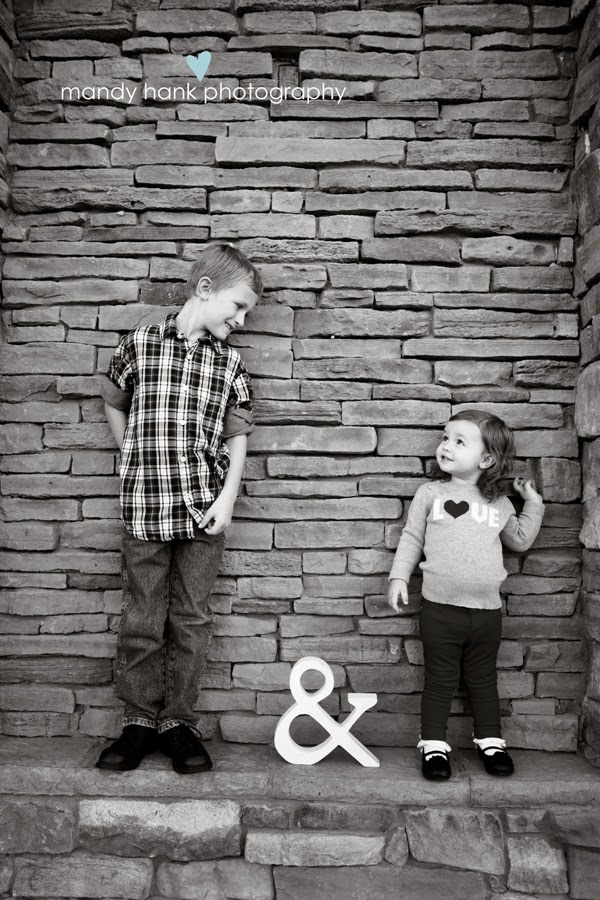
[422,749,451,781]
[96,724,158,771]
[477,744,514,777]
[159,724,213,774]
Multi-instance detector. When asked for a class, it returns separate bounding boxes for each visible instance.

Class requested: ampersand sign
[274,656,380,768]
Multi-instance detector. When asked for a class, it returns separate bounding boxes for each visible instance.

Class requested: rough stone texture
[384,826,409,868]
[157,858,275,900]
[245,829,384,866]
[549,809,600,849]
[577,366,600,437]
[507,835,569,894]
[573,150,600,235]
[0,858,12,893]
[78,799,242,860]
[569,847,600,900]
[12,851,153,899]
[274,865,487,900]
[573,2,600,769]
[0,797,76,853]
[405,809,505,874]
[533,458,582,503]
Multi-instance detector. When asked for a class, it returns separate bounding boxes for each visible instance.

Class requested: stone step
[1,736,599,808]
[1,737,600,899]
[273,865,490,900]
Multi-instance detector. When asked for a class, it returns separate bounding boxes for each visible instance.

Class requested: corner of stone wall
[571,0,600,766]
[0,0,15,240]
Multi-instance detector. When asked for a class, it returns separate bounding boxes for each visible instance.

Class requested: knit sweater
[388,480,545,610]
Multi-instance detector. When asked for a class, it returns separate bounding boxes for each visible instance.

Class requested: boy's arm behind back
[99,331,135,450]
[105,402,128,450]
[222,355,254,440]
[221,433,247,499]
[198,354,253,535]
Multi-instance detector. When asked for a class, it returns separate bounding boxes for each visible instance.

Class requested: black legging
[419,598,502,741]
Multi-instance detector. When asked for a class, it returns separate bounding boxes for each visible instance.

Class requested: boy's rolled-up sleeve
[223,356,254,439]
[100,333,135,412]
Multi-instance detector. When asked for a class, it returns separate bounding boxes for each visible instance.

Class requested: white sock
[417,739,451,758]
[473,737,507,756]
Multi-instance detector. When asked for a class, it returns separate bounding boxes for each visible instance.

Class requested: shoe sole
[171,760,213,775]
[478,751,514,777]
[96,757,143,771]
[422,763,451,780]
[96,745,158,772]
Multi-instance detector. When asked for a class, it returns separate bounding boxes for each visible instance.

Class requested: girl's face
[436,419,494,484]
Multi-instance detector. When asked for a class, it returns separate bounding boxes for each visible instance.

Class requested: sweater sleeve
[388,484,430,583]
[500,498,545,552]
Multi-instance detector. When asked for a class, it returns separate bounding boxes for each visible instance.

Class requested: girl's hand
[387,579,409,613]
[513,477,543,504]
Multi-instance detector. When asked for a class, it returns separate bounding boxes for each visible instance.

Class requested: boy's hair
[186,243,263,299]
[430,409,515,501]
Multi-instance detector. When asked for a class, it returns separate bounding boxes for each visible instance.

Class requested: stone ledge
[0,739,599,898]
[0,737,599,808]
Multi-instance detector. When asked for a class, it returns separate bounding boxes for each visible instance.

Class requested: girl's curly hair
[430,409,515,502]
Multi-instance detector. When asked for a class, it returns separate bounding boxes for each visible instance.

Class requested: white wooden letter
[274,657,380,768]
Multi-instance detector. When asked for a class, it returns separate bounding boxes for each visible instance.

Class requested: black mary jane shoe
[422,749,451,781]
[159,724,213,775]
[96,724,158,771]
[477,744,514,777]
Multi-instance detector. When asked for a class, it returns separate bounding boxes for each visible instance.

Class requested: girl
[387,410,544,781]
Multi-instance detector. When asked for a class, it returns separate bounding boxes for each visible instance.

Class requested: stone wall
[0,0,586,752]
[572,0,600,766]
[0,0,14,242]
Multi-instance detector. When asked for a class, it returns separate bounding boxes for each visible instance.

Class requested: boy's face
[436,419,493,480]
[193,279,259,341]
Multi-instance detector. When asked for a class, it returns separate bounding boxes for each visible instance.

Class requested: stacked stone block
[572,0,600,777]
[0,0,14,243]
[0,0,586,753]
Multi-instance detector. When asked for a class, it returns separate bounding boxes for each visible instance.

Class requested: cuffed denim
[116,525,225,733]
[419,598,502,741]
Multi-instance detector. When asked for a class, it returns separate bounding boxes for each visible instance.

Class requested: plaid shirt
[103,313,253,542]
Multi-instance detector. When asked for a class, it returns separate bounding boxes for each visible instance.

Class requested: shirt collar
[160,313,223,355]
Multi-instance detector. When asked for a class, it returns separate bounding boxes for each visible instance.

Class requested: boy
[96,244,262,774]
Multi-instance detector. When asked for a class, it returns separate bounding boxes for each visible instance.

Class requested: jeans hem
[123,716,158,730]
[158,719,195,734]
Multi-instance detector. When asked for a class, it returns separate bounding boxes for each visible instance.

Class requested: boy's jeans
[116,525,225,734]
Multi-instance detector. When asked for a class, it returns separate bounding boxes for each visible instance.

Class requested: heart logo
[186,51,212,83]
[444,500,469,519]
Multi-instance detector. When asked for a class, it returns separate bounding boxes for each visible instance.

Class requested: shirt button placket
[179,355,192,510]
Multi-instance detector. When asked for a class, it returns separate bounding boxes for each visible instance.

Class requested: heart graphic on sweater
[444,500,469,519]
